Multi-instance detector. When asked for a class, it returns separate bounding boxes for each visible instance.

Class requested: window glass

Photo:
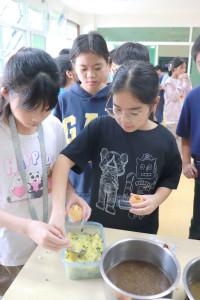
[28,7,44,31]
[67,21,78,41]
[0,25,25,74]
[32,34,46,50]
[0,0,24,26]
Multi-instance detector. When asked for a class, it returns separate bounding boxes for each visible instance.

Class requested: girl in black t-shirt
[50,61,182,235]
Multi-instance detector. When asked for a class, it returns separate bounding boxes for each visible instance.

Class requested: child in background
[108,48,118,82]
[0,47,90,296]
[54,54,78,94]
[112,42,150,67]
[59,48,71,55]
[50,61,182,236]
[161,61,172,89]
[53,31,111,205]
[177,35,200,240]
[164,57,192,152]
[155,65,164,123]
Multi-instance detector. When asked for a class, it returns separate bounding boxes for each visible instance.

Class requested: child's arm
[182,137,198,179]
[0,208,71,252]
[49,154,74,236]
[129,187,172,216]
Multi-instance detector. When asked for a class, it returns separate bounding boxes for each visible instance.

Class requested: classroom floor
[158,173,194,238]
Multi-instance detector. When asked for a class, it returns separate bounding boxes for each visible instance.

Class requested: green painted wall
[190,59,199,87]
[192,28,200,42]
[98,27,190,42]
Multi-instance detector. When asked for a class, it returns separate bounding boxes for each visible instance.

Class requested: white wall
[94,13,200,28]
[29,1,200,33]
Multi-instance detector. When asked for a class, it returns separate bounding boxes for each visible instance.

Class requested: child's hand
[178,73,189,81]
[26,220,72,252]
[183,163,198,179]
[129,194,158,216]
[49,208,66,238]
[65,195,92,221]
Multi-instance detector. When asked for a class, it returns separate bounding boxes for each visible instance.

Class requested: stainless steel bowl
[183,256,200,300]
[100,238,181,300]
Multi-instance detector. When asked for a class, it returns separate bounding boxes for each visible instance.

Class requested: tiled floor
[158,173,194,238]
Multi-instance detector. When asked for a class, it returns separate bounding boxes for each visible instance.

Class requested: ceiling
[60,0,200,14]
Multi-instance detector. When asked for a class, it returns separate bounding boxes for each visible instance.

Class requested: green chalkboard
[98,27,190,42]
[192,28,200,42]
[190,59,200,87]
[147,46,157,65]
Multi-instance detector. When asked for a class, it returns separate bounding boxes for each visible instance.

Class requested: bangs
[19,72,59,111]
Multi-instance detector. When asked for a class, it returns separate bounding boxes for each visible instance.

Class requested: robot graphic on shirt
[96,148,128,215]
[123,153,158,220]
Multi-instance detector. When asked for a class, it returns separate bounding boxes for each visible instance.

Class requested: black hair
[168,60,173,77]
[0,47,59,120]
[70,31,109,63]
[191,35,200,61]
[112,42,150,65]
[155,65,162,71]
[59,48,71,55]
[109,49,117,64]
[171,57,186,72]
[54,54,73,88]
[108,61,159,120]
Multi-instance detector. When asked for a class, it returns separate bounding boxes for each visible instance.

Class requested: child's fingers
[48,231,72,247]
[48,224,67,239]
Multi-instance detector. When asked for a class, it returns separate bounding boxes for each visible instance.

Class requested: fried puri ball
[68,205,83,222]
[129,194,144,205]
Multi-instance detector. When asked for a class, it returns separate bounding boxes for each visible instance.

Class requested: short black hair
[70,31,109,63]
[54,54,73,88]
[112,42,150,65]
[155,65,162,71]
[59,48,71,55]
[109,60,159,106]
[192,35,200,61]
[109,49,117,64]
[171,57,186,71]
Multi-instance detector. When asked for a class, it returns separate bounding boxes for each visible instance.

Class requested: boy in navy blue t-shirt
[177,35,200,239]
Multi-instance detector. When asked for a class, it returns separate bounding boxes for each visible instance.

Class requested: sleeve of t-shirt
[61,118,99,174]
[176,93,191,138]
[157,137,182,190]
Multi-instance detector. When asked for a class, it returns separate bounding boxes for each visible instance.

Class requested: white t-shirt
[0,115,67,266]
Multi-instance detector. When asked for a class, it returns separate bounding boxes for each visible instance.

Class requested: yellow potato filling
[65,232,104,263]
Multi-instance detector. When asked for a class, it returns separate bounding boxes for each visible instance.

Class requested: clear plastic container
[62,221,106,280]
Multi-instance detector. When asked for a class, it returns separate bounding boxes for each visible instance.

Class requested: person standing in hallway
[54,54,79,94]
[164,57,192,152]
[177,35,200,240]
[155,65,164,123]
